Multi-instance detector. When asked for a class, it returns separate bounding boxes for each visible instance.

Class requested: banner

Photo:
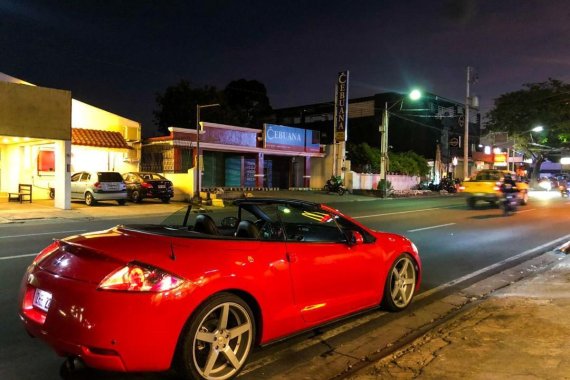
[333,71,349,142]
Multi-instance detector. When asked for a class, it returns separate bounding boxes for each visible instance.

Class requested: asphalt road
[1,193,569,379]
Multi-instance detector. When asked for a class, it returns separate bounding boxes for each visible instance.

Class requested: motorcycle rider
[500,174,519,213]
[500,174,518,193]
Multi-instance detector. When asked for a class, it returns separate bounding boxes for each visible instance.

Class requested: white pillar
[54,140,71,210]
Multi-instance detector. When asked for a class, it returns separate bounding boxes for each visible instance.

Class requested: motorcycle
[324,176,347,196]
[501,193,518,216]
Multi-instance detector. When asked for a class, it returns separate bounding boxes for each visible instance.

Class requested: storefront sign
[264,124,306,152]
[334,71,349,142]
[305,130,320,153]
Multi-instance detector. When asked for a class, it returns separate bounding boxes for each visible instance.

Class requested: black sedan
[122,172,174,203]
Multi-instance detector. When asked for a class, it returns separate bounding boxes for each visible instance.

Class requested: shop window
[37,150,55,174]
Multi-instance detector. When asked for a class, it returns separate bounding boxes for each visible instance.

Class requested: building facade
[0,73,141,209]
[272,92,482,179]
[142,122,326,197]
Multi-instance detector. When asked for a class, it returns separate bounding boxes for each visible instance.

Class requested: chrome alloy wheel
[192,301,253,380]
[387,255,417,310]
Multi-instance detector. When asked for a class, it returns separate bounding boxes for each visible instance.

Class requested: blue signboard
[264,124,305,152]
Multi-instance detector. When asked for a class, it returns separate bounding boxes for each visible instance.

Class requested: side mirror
[348,230,364,246]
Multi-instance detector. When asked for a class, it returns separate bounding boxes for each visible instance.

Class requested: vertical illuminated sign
[333,71,349,142]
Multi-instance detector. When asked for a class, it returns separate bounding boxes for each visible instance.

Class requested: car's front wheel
[178,293,255,380]
[382,253,418,311]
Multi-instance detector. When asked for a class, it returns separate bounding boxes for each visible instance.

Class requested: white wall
[347,172,420,190]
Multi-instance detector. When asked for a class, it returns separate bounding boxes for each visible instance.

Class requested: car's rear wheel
[382,253,417,311]
[178,293,255,380]
[161,197,170,203]
[117,199,126,206]
[131,190,141,203]
[466,197,476,209]
[85,192,96,206]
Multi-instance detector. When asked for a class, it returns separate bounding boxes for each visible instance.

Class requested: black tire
[338,188,345,196]
[85,192,96,206]
[466,197,476,209]
[177,293,255,380]
[161,197,171,204]
[117,199,126,206]
[131,190,141,203]
[381,253,418,312]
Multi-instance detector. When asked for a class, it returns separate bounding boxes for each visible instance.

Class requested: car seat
[193,214,219,235]
[235,220,261,239]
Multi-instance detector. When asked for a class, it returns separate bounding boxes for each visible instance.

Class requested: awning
[72,128,131,149]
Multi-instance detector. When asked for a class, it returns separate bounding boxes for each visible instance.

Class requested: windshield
[149,201,375,243]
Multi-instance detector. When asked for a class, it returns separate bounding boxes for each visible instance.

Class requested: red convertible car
[19,198,421,379]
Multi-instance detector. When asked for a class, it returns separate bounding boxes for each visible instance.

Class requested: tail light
[93,182,102,189]
[98,262,184,292]
[141,182,153,189]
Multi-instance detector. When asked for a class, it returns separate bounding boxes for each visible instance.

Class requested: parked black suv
[122,172,174,203]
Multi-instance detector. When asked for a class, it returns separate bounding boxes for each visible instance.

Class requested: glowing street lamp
[531,125,544,133]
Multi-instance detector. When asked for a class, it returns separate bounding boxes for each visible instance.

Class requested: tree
[153,79,273,135]
[153,80,220,135]
[389,151,430,177]
[222,79,272,128]
[346,142,380,173]
[486,79,570,184]
[347,143,429,177]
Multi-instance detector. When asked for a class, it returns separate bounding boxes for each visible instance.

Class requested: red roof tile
[72,128,131,149]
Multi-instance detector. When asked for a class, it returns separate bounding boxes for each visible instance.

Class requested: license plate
[33,289,52,312]
[158,185,166,189]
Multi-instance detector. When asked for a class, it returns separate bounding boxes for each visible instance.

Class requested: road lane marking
[416,233,570,301]
[0,253,38,261]
[517,208,536,213]
[353,207,450,219]
[407,223,456,233]
[0,229,86,239]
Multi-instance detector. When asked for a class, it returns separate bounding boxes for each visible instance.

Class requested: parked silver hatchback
[70,171,127,206]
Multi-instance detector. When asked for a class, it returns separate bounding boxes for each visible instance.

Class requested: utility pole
[463,66,472,180]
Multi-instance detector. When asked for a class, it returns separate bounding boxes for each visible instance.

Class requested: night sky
[2,0,569,137]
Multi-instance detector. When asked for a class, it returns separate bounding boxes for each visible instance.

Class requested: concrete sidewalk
[347,245,570,380]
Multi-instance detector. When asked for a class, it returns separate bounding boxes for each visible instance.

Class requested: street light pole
[380,102,389,197]
[194,103,220,202]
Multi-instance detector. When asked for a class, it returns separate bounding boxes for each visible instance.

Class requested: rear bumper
[142,189,174,199]
[463,192,500,202]
[92,191,127,201]
[18,268,188,372]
